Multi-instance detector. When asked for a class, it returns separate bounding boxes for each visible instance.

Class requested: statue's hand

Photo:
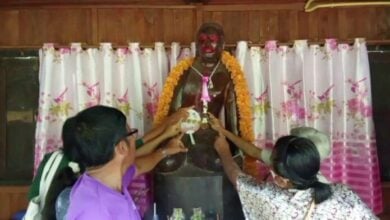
[214,132,230,156]
[164,133,188,156]
[208,113,224,132]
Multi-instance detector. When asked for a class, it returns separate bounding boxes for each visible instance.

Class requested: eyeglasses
[116,128,138,145]
[126,128,138,137]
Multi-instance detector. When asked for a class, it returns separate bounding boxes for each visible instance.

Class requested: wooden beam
[91,8,98,45]
[0,4,198,9]
[203,3,305,11]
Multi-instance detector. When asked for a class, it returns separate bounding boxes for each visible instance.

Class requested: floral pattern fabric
[37,39,381,215]
[36,42,171,216]
[236,39,381,213]
[237,173,378,220]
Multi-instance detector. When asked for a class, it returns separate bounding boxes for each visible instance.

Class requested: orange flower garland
[221,51,254,142]
[154,58,194,126]
[154,51,254,142]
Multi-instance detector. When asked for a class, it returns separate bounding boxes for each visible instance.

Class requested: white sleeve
[260,148,272,166]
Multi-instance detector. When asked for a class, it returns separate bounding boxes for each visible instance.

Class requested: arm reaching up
[135,134,187,177]
[141,106,191,143]
[214,133,242,188]
[136,119,182,157]
[208,113,263,160]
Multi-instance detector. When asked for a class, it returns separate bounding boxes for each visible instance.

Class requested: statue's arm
[168,76,185,114]
[224,82,239,135]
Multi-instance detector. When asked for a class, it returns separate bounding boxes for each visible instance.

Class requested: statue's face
[197,29,223,63]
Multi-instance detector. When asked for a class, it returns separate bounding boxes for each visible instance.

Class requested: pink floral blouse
[237,173,378,220]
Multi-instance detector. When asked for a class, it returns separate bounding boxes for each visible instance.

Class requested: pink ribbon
[201,76,211,102]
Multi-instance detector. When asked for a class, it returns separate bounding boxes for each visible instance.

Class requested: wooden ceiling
[1,0,385,7]
[0,0,384,7]
[0,0,308,6]
[0,0,306,5]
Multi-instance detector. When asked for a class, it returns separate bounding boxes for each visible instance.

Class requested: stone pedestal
[154,164,244,220]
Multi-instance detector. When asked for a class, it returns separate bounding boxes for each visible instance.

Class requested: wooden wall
[0,186,28,220]
[0,3,389,47]
[0,1,389,219]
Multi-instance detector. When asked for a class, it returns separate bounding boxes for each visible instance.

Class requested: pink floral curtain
[36,39,382,215]
[236,38,382,214]
[36,42,171,216]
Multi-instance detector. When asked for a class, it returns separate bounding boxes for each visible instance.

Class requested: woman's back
[237,173,377,220]
[312,184,377,219]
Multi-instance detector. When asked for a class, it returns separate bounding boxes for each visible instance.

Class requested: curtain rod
[305,0,390,12]
[1,40,390,49]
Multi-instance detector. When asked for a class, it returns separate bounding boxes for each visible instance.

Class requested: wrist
[159,148,169,158]
[218,147,232,157]
[160,132,170,140]
[220,128,228,135]
[165,131,178,138]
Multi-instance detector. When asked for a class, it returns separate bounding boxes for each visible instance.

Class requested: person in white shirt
[211,125,377,219]
[208,113,330,183]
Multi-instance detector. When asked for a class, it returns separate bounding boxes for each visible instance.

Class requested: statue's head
[196,22,225,64]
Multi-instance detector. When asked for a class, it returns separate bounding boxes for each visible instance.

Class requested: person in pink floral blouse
[213,130,377,219]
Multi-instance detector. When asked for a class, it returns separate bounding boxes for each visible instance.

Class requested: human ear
[115,141,129,156]
[274,175,290,188]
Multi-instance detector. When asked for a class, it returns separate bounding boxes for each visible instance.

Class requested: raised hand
[166,106,193,126]
[164,133,188,156]
[163,119,183,138]
[208,113,224,132]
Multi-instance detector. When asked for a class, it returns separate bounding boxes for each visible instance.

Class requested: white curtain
[36,42,169,215]
[36,39,382,214]
[236,38,382,214]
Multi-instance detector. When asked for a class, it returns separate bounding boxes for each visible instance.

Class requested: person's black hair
[42,105,128,220]
[62,116,81,162]
[272,135,332,204]
[42,166,79,220]
[72,105,128,168]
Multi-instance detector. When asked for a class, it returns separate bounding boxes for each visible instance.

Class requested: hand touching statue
[165,106,193,127]
[163,133,188,156]
[208,113,224,132]
[162,119,183,139]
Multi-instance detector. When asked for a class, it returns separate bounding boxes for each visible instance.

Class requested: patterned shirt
[237,173,378,220]
[66,165,141,220]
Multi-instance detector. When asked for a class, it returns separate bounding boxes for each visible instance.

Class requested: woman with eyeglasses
[39,105,187,220]
[29,105,189,220]
[213,131,377,220]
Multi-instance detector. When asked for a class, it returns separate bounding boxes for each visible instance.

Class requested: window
[0,50,39,184]
[368,45,390,181]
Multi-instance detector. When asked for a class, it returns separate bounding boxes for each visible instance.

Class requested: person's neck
[87,162,124,193]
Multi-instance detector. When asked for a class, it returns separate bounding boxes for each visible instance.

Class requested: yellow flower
[221,51,254,142]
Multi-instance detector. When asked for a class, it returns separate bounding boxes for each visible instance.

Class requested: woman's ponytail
[41,166,80,220]
[311,181,332,204]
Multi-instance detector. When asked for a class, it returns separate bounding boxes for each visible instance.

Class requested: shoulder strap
[38,150,64,209]
[39,151,58,196]
[304,200,316,220]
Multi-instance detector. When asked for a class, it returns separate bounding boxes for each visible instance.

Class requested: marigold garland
[153,58,194,126]
[154,51,254,142]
